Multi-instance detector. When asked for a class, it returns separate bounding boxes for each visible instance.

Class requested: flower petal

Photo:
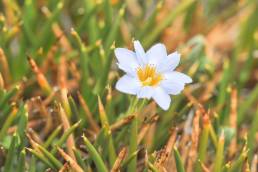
[146,43,167,65]
[116,75,140,95]
[157,51,180,73]
[114,48,139,75]
[152,87,171,110]
[134,40,147,65]
[160,80,185,95]
[164,71,192,84]
[160,71,192,95]
[137,86,153,99]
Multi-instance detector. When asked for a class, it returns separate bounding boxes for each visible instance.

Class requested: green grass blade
[247,108,258,160]
[37,144,63,169]
[82,135,108,172]
[43,125,62,148]
[3,133,18,172]
[238,84,258,124]
[127,116,138,172]
[51,121,81,154]
[174,147,185,172]
[17,149,26,172]
[94,5,125,94]
[214,132,225,172]
[26,148,55,169]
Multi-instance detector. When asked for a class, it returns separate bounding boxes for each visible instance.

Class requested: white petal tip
[174,51,180,55]
[156,100,171,110]
[133,40,143,49]
[133,40,140,44]
[185,76,193,83]
[159,104,170,111]
[152,88,171,111]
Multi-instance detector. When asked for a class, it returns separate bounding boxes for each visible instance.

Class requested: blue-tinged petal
[157,51,180,73]
[134,40,147,65]
[137,86,153,99]
[152,87,171,110]
[117,63,137,77]
[116,75,140,95]
[160,79,185,95]
[114,48,139,75]
[146,43,167,65]
[164,71,192,84]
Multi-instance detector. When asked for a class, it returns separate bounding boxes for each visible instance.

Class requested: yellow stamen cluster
[137,65,163,86]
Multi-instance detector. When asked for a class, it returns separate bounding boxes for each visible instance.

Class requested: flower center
[137,64,163,86]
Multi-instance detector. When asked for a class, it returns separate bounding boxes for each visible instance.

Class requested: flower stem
[127,115,138,172]
[126,96,138,115]
[126,96,138,171]
[127,97,147,172]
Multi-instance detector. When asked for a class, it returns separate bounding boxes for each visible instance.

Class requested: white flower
[115,40,192,110]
